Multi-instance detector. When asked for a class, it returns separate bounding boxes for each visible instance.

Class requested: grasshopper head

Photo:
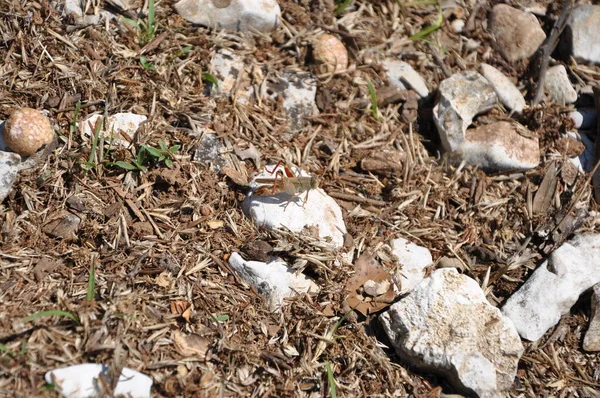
[310,176,319,190]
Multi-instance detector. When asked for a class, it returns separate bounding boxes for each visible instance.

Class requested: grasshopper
[251,161,320,208]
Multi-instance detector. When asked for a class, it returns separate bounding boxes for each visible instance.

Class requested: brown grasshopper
[251,161,320,208]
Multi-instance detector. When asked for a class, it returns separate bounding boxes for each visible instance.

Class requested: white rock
[562,5,600,65]
[451,19,465,33]
[544,65,577,105]
[584,284,600,352]
[174,0,281,32]
[45,364,152,398]
[456,121,539,171]
[380,268,523,398]
[382,59,429,98]
[81,113,147,147]
[242,164,346,248]
[480,63,525,113]
[567,131,595,173]
[388,237,432,295]
[228,252,319,310]
[502,234,600,342]
[569,108,597,129]
[489,4,546,62]
[433,71,497,152]
[0,150,21,203]
[264,72,318,131]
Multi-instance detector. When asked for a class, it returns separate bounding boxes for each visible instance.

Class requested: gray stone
[382,60,429,98]
[433,71,497,152]
[174,0,281,32]
[561,5,600,65]
[264,72,318,131]
[489,4,546,62]
[502,234,600,342]
[544,65,577,105]
[380,268,523,398]
[456,121,539,171]
[583,284,600,352]
[480,63,525,113]
[193,133,226,171]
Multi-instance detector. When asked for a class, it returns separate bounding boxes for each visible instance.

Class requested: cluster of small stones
[3,1,600,397]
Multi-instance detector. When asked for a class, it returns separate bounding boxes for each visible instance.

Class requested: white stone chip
[228,252,319,310]
[382,59,429,98]
[81,113,147,148]
[45,364,152,398]
[380,268,523,398]
[502,234,600,342]
[388,237,432,295]
[174,0,281,32]
[562,5,600,65]
[480,63,526,113]
[544,65,577,105]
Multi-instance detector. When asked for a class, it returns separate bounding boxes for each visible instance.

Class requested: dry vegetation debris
[0,0,599,397]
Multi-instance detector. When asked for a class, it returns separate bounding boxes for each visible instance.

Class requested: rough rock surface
[0,150,20,202]
[544,65,577,105]
[210,48,245,97]
[174,0,281,32]
[489,4,546,62]
[81,113,147,148]
[388,237,432,295]
[382,59,429,98]
[561,4,600,65]
[264,72,318,131]
[502,234,600,341]
[380,268,523,398]
[456,121,540,171]
[583,284,600,352]
[433,71,497,152]
[480,63,525,113]
[243,165,346,248]
[228,252,318,310]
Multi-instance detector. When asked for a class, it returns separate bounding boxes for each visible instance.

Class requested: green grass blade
[85,118,103,171]
[326,362,337,398]
[367,80,381,121]
[335,0,353,15]
[22,310,79,324]
[202,72,219,88]
[112,161,138,171]
[87,259,96,301]
[409,3,443,41]
[147,0,155,38]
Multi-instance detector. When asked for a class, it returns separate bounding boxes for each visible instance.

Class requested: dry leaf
[155,271,171,288]
[207,220,224,229]
[172,330,210,360]
[234,144,262,167]
[222,166,249,186]
[533,162,558,215]
[170,300,192,322]
[344,252,394,316]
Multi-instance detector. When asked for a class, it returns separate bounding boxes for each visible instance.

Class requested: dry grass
[0,0,599,397]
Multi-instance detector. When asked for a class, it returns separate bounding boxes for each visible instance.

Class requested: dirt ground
[0,0,599,397]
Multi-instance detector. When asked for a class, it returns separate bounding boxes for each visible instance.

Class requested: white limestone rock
[489,4,546,62]
[264,72,318,131]
[583,284,600,352]
[242,164,346,248]
[480,63,525,113]
[81,113,147,148]
[561,4,600,65]
[382,59,429,98]
[380,268,523,398]
[174,0,281,32]
[210,49,244,96]
[45,364,152,398]
[544,65,577,105]
[433,71,497,152]
[0,150,20,203]
[502,234,600,342]
[228,252,319,310]
[388,237,432,295]
[456,121,539,171]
